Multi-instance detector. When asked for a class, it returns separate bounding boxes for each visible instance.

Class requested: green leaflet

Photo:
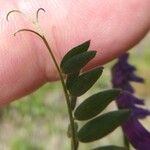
[61,40,90,68]
[77,110,130,143]
[66,72,79,90]
[68,67,103,96]
[92,145,127,150]
[61,51,96,74]
[74,89,121,120]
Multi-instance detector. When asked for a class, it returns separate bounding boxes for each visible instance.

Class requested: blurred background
[0,33,150,150]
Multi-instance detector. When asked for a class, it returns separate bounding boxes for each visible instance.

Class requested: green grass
[11,138,44,150]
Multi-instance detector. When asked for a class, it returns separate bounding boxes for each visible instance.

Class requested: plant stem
[14,28,78,149]
[123,133,130,150]
[42,36,78,150]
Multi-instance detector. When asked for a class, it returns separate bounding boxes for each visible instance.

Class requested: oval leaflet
[74,89,121,120]
[77,110,130,143]
[68,67,103,96]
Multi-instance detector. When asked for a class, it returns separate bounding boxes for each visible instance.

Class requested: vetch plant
[7,8,131,150]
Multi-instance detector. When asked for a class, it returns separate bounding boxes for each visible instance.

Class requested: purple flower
[117,92,150,119]
[123,118,150,150]
[112,53,144,93]
[111,53,150,150]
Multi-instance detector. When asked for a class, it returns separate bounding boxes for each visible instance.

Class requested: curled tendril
[36,8,46,23]
[7,9,46,41]
[7,8,46,23]
[14,29,44,39]
[6,10,24,21]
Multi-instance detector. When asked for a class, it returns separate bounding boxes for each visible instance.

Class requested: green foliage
[77,110,130,143]
[60,41,132,149]
[66,72,79,90]
[61,51,96,74]
[61,40,90,68]
[93,145,127,150]
[60,39,95,74]
[67,67,103,96]
[74,89,121,120]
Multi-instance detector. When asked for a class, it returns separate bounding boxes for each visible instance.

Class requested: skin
[0,0,149,106]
